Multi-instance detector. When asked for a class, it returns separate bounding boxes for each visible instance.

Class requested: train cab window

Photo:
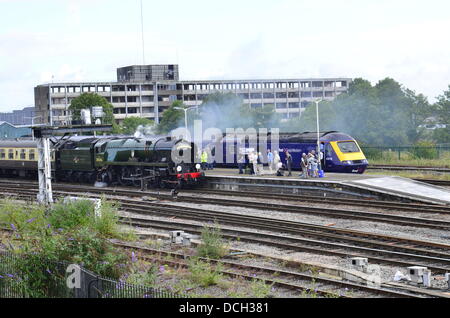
[20,149,26,160]
[8,150,14,159]
[0,149,5,159]
[337,141,360,153]
[29,150,35,160]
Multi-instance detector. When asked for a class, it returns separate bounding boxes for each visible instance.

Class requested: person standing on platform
[300,153,308,178]
[237,151,245,174]
[307,153,317,178]
[252,151,259,175]
[273,150,281,175]
[201,150,208,170]
[284,149,292,176]
[267,149,274,174]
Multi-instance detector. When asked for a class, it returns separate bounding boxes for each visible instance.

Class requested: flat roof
[36,77,352,87]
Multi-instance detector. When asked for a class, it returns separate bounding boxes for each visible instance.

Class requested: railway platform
[203,168,450,206]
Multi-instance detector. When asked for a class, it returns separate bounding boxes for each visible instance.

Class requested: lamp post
[25,115,42,140]
[314,99,322,171]
[174,106,198,140]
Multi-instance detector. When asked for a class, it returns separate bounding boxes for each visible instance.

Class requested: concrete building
[34,65,350,126]
[0,107,35,126]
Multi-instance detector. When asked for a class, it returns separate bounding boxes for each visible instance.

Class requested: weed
[188,258,223,287]
[196,222,228,259]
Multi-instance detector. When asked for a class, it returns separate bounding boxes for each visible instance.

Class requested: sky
[0,0,449,112]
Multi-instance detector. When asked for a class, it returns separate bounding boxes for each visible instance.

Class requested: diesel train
[205,131,368,173]
[0,135,204,188]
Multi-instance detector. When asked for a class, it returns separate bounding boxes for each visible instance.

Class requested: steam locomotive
[0,135,204,188]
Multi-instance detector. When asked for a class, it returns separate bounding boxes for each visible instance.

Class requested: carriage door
[324,143,333,168]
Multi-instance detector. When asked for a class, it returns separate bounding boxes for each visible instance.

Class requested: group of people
[201,147,321,178]
[300,150,320,178]
[237,148,320,178]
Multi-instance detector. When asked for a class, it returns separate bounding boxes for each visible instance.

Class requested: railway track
[2,181,450,297]
[2,181,450,245]
[114,242,436,298]
[2,183,450,275]
[2,181,450,231]
[184,188,450,215]
[0,225,433,298]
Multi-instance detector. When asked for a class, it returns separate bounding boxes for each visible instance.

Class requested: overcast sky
[0,0,449,112]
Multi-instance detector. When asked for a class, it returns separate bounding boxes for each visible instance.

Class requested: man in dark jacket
[284,149,292,176]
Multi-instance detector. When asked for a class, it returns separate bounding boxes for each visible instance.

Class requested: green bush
[360,146,382,160]
[0,197,132,297]
[188,258,223,287]
[47,199,94,230]
[409,141,438,159]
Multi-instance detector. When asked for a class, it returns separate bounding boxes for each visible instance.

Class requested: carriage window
[0,149,5,159]
[8,150,14,159]
[20,149,26,160]
[29,150,35,160]
[337,141,360,153]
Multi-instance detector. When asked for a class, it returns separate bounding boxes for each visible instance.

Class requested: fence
[0,252,183,298]
[361,146,450,161]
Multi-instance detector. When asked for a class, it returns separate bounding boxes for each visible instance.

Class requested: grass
[366,149,450,167]
[369,158,450,167]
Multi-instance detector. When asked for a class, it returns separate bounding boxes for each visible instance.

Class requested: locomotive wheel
[132,167,143,187]
[118,167,132,186]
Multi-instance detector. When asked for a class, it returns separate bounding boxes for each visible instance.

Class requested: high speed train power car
[204,131,368,174]
[0,135,204,188]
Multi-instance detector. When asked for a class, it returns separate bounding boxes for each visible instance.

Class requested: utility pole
[33,124,113,205]
[36,137,53,204]
[25,115,42,140]
[315,99,323,171]
[174,106,198,140]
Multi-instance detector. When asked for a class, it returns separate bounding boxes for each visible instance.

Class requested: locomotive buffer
[32,124,112,204]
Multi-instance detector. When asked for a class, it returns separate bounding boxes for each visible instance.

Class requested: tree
[287,77,435,146]
[284,100,337,133]
[432,85,450,144]
[68,93,114,124]
[156,100,185,134]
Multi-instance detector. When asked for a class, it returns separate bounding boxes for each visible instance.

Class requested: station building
[34,64,351,126]
[0,121,32,139]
